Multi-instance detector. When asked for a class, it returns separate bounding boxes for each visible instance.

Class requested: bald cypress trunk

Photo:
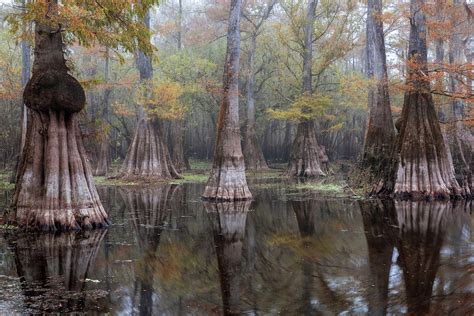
[120,10,180,180]
[360,0,395,185]
[376,0,462,199]
[7,1,109,231]
[285,0,326,178]
[202,0,252,201]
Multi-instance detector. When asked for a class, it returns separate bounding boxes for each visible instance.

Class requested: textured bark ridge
[202,0,252,201]
[120,118,180,180]
[9,230,106,313]
[8,4,109,231]
[205,201,250,315]
[285,121,326,177]
[388,92,462,199]
[376,0,462,200]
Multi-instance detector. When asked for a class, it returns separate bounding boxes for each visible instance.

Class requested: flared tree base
[120,118,180,180]
[9,110,109,232]
[284,121,326,178]
[202,163,252,201]
[242,125,269,171]
[376,92,463,200]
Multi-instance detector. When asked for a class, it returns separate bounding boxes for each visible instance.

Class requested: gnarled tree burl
[7,3,109,231]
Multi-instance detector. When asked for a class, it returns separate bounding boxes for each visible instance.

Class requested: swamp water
[0,180,472,315]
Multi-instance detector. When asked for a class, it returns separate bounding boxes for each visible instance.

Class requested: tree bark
[7,1,109,231]
[120,9,180,180]
[359,0,395,183]
[205,201,250,316]
[285,0,326,178]
[242,35,269,170]
[376,0,462,200]
[202,0,252,201]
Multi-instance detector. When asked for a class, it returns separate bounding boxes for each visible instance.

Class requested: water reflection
[361,200,472,315]
[292,197,351,314]
[360,200,397,315]
[0,183,471,314]
[119,185,181,315]
[205,201,251,315]
[8,230,106,313]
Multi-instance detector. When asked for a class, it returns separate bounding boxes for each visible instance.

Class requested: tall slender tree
[376,0,462,199]
[94,48,111,176]
[284,0,327,178]
[241,0,276,171]
[202,0,252,201]
[360,0,395,185]
[171,0,191,173]
[120,9,180,180]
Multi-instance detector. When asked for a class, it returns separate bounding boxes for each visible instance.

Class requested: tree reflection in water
[205,201,251,316]
[361,200,472,315]
[119,184,181,316]
[9,230,107,313]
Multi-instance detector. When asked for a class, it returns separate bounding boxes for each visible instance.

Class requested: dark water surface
[0,181,472,315]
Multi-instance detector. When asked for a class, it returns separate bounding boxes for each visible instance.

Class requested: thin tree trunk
[447,0,473,196]
[242,35,269,170]
[202,0,252,201]
[120,9,180,180]
[285,0,326,178]
[359,0,395,185]
[7,0,109,231]
[10,0,31,184]
[171,0,190,172]
[376,0,462,200]
[94,48,111,176]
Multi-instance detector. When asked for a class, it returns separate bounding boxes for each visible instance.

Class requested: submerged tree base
[202,163,253,201]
